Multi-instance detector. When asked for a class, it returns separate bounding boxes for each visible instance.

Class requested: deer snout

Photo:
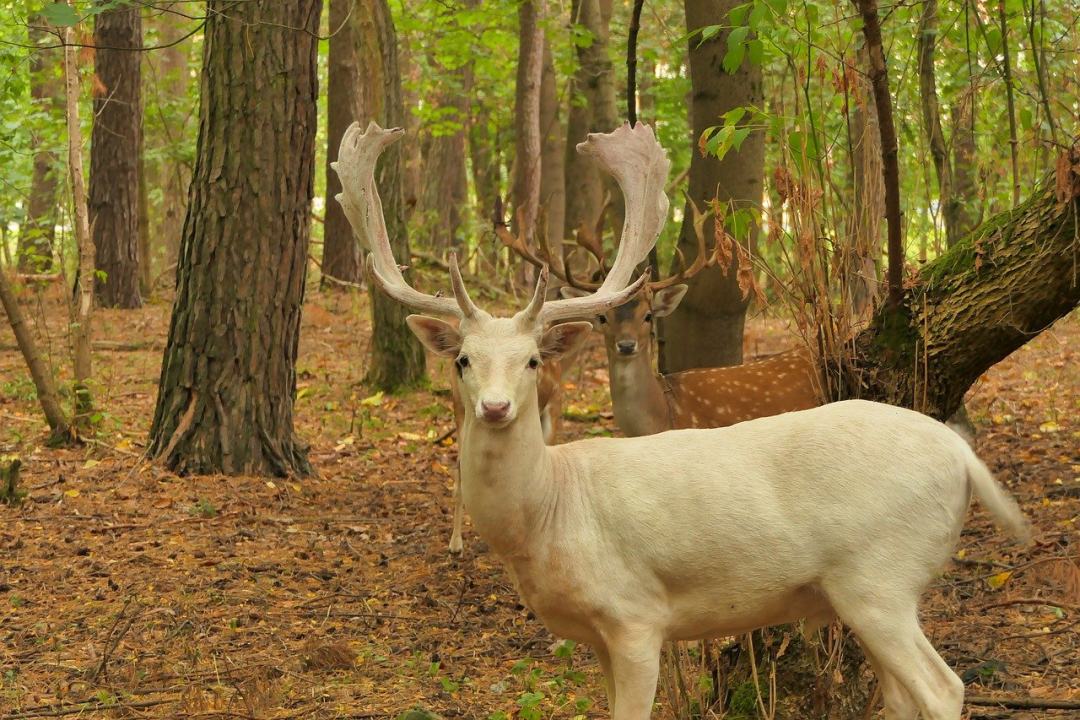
[616,340,638,356]
[480,400,512,422]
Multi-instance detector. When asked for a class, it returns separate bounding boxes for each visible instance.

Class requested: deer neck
[607,345,671,437]
[458,401,553,558]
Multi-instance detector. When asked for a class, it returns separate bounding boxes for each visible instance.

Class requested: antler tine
[333,121,460,318]
[538,122,670,324]
[648,198,717,290]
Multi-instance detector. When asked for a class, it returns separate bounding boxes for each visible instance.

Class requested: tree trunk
[419,107,469,252]
[147,0,322,476]
[843,150,1080,420]
[398,33,423,217]
[951,92,980,242]
[563,0,620,242]
[539,39,565,252]
[90,4,143,309]
[357,0,427,391]
[323,0,365,287]
[62,20,96,425]
[847,44,882,319]
[917,0,958,248]
[0,271,71,443]
[144,2,193,271]
[513,0,545,245]
[18,16,62,274]
[660,0,765,372]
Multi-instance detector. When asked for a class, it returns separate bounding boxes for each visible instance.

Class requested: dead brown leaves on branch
[1054,140,1080,204]
[706,198,766,305]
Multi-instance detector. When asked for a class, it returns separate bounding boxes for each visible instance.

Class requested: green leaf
[41,3,80,27]
[722,106,747,125]
[1019,106,1033,131]
[728,3,752,26]
[723,26,750,73]
[731,126,753,151]
[765,0,787,14]
[747,38,765,66]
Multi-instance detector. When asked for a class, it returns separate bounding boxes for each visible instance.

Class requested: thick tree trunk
[357,0,427,391]
[660,0,765,371]
[90,4,142,309]
[18,17,62,273]
[843,152,1080,420]
[563,0,619,241]
[323,0,365,287]
[513,0,545,245]
[147,0,322,476]
[951,93,980,241]
[419,109,469,252]
[539,39,565,251]
[848,44,882,319]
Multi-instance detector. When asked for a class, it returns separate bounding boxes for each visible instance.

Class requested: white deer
[333,121,1030,720]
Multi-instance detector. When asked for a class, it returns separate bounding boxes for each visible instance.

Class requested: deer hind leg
[605,630,662,720]
[827,590,962,720]
[448,464,464,554]
[862,642,919,720]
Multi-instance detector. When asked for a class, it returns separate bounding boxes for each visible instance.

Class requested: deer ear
[405,315,462,358]
[651,284,688,317]
[558,286,591,300]
[540,321,592,359]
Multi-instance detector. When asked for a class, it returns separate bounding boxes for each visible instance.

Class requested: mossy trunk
[147,0,321,476]
[840,170,1080,420]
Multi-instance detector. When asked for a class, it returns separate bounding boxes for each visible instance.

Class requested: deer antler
[332,121,466,318]
[647,197,720,290]
[530,122,670,325]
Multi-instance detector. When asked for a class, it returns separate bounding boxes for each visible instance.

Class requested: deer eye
[527,357,540,370]
[456,355,470,369]
[644,313,653,323]
[596,315,607,325]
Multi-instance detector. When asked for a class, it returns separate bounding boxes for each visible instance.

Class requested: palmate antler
[332,121,671,325]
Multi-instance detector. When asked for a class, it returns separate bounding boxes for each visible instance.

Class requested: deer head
[332,121,670,428]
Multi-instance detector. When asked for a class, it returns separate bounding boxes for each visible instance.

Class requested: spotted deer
[334,120,1030,720]
[501,214,821,437]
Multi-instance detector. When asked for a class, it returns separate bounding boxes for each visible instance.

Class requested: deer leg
[829,592,962,720]
[593,643,616,709]
[448,464,464,554]
[606,631,662,720]
[861,641,919,720]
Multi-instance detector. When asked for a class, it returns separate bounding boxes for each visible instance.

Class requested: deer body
[334,121,1029,720]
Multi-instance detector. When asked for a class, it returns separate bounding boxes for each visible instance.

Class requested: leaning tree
[147,0,322,475]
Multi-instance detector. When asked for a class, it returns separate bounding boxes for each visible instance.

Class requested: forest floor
[0,283,1078,720]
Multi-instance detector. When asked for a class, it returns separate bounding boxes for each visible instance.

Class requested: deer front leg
[606,631,662,719]
[448,464,464,554]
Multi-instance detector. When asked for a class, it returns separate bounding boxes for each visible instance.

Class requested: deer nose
[616,340,637,356]
[481,400,511,422]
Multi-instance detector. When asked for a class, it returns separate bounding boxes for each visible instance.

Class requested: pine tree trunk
[323,0,364,287]
[843,158,1080,420]
[539,39,565,251]
[563,0,620,241]
[357,0,426,391]
[513,0,545,245]
[147,0,322,476]
[90,4,142,309]
[660,0,765,371]
[18,16,62,274]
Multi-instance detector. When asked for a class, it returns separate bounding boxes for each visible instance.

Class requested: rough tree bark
[147,0,322,476]
[660,0,765,371]
[356,0,426,391]
[844,147,1080,420]
[512,0,545,245]
[563,0,620,241]
[848,44,883,318]
[951,94,980,241]
[539,39,565,251]
[90,4,143,309]
[18,16,63,273]
[323,0,365,287]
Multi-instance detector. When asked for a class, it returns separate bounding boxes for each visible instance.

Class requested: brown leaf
[300,640,357,671]
[1054,143,1080,204]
